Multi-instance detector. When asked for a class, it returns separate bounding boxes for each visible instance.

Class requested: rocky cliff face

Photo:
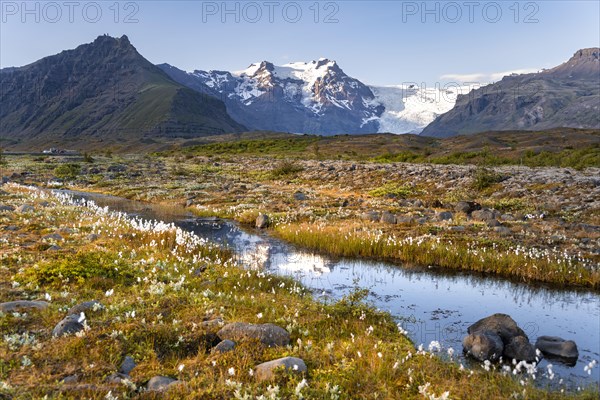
[420,48,600,137]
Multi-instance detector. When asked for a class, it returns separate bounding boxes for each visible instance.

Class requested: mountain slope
[421,48,600,137]
[0,35,245,149]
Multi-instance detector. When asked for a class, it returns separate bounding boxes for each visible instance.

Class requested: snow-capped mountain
[158,60,459,134]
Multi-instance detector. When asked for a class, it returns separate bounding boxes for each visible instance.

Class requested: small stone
[119,356,136,375]
[105,372,129,384]
[256,214,269,229]
[396,215,414,224]
[47,245,62,251]
[0,205,15,212]
[293,192,307,201]
[212,339,236,354]
[53,314,85,337]
[146,376,179,391]
[42,233,63,241]
[86,233,99,241]
[61,375,79,384]
[0,300,49,313]
[494,226,511,235]
[486,219,501,227]
[254,357,307,381]
[201,317,224,330]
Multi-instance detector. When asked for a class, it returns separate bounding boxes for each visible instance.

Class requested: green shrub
[471,167,503,190]
[19,251,135,287]
[271,160,304,178]
[369,183,415,198]
[53,163,81,179]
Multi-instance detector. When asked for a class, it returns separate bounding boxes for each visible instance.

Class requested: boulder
[380,211,397,224]
[467,313,527,343]
[212,339,236,354]
[462,331,504,361]
[504,336,537,362]
[254,357,307,381]
[0,300,49,313]
[217,322,290,347]
[535,336,578,362]
[256,214,270,229]
[146,376,179,391]
[53,314,85,337]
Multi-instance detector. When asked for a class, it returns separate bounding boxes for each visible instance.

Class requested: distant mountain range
[0,35,244,149]
[421,48,600,137]
[0,35,598,150]
[159,61,458,135]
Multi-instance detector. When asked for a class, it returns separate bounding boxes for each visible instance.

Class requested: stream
[62,190,600,390]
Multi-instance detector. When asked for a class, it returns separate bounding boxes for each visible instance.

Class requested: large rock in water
[535,336,579,363]
[464,313,536,362]
[217,322,290,347]
[254,357,307,381]
[462,331,504,362]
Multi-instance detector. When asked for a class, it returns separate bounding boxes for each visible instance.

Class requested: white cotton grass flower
[44,293,52,302]
[105,289,114,297]
[178,364,185,372]
[228,367,235,376]
[256,312,263,319]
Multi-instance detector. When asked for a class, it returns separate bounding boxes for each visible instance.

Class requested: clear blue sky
[1,1,598,85]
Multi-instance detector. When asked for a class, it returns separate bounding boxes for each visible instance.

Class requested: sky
[1,1,599,86]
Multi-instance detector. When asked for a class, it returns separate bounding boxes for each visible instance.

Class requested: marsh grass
[274,221,599,289]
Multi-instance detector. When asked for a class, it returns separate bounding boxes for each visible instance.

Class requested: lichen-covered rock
[255,357,307,381]
[217,322,290,347]
[0,300,49,313]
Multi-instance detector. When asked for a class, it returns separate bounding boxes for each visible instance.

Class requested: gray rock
[217,322,290,347]
[449,225,466,232]
[500,214,517,221]
[535,336,578,361]
[16,204,34,213]
[256,214,270,229]
[254,357,307,381]
[437,211,453,221]
[472,209,497,221]
[146,376,179,391]
[0,205,15,212]
[504,336,537,362]
[380,211,397,224]
[212,339,236,354]
[361,211,380,222]
[86,233,99,241]
[119,356,136,375]
[0,300,49,313]
[486,219,501,227]
[53,314,85,337]
[42,233,63,241]
[396,215,414,224]
[468,314,527,343]
[68,300,103,316]
[61,375,79,384]
[46,245,62,251]
[185,199,195,207]
[293,192,307,201]
[455,201,481,214]
[463,331,504,361]
[494,226,511,235]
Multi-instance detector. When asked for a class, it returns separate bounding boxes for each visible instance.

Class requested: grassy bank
[274,221,600,290]
[1,185,598,398]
